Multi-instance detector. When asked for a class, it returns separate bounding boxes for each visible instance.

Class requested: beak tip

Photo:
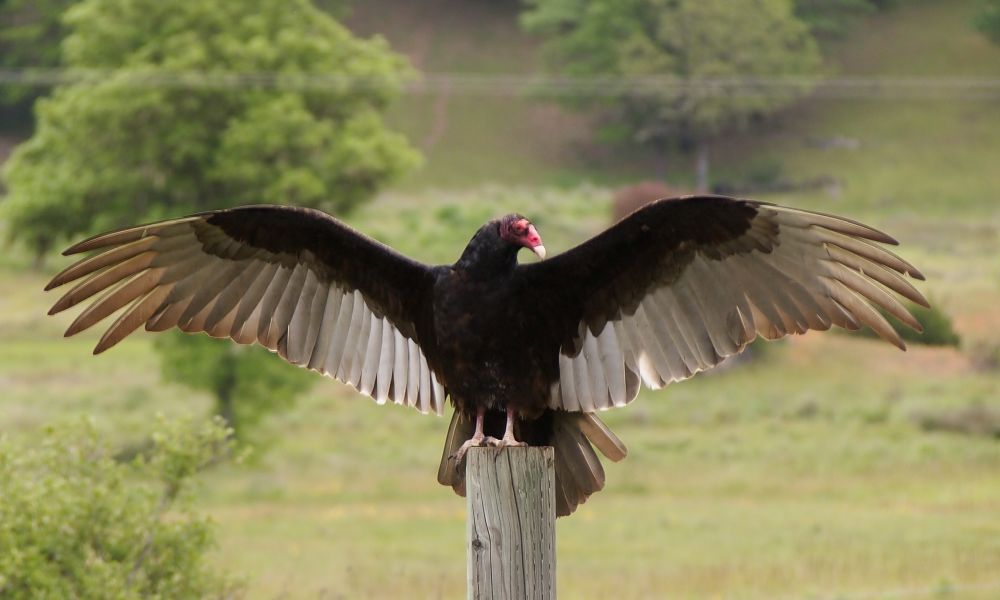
[532,245,547,260]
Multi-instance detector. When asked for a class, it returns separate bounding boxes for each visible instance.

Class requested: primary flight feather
[46,195,928,516]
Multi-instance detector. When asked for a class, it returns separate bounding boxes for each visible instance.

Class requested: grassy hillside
[3,0,1000,598]
[350,0,1000,213]
[345,0,656,187]
[5,184,999,598]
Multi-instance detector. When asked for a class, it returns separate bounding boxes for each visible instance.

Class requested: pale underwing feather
[50,251,157,314]
[230,262,281,344]
[359,314,383,395]
[391,329,409,405]
[255,265,295,345]
[418,352,432,414]
[337,293,367,383]
[406,338,420,408]
[347,305,373,388]
[324,289,356,377]
[552,203,923,413]
[48,216,442,417]
[307,286,343,372]
[47,236,159,290]
[581,332,605,411]
[374,318,395,404]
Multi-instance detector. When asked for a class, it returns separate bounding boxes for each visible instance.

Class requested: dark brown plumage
[46,195,928,516]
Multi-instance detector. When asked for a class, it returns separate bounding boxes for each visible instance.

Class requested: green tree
[522,0,822,190]
[793,0,893,39]
[973,0,1000,44]
[2,0,420,435]
[154,332,314,440]
[3,0,419,264]
[0,0,76,109]
[0,417,239,598]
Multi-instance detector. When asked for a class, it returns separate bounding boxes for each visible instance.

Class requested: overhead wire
[2,68,1000,99]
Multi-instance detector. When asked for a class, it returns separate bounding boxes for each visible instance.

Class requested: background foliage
[0,0,74,106]
[154,333,314,440]
[1,0,420,259]
[973,0,1000,43]
[794,0,896,38]
[0,417,238,599]
[1,0,422,441]
[522,0,822,187]
[1,0,999,597]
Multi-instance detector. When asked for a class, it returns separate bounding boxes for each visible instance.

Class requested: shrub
[912,404,1000,438]
[0,417,240,599]
[967,339,1000,373]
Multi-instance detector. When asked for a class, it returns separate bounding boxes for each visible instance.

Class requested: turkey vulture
[46,195,927,516]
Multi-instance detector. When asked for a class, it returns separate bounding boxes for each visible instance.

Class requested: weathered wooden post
[466,446,556,600]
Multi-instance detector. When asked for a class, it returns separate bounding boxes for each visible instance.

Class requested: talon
[450,434,485,462]
[450,407,527,460]
[505,437,527,448]
[486,434,526,449]
[450,407,488,462]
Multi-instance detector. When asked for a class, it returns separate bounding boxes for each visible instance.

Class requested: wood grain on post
[466,446,556,600]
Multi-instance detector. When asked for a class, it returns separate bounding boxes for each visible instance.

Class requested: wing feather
[529,196,926,413]
[46,237,159,291]
[203,259,269,334]
[596,326,627,408]
[46,206,440,415]
[307,285,343,372]
[359,314,383,395]
[374,318,395,404]
[337,292,367,384]
[231,262,281,344]
[391,329,409,406]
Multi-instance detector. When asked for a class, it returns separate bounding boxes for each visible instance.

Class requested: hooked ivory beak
[525,223,546,260]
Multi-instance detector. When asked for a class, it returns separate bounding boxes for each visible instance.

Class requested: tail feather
[578,413,628,462]
[437,409,472,495]
[553,414,604,501]
[437,409,628,517]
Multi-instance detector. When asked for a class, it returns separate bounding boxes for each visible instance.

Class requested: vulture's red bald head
[499,214,546,260]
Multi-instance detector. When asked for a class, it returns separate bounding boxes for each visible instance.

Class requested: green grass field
[3,0,1000,598]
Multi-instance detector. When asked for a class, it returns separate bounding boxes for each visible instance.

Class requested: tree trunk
[654,142,669,182]
[31,237,52,272]
[695,139,710,193]
[214,352,238,434]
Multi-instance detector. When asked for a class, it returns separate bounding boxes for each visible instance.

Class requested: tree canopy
[794,0,893,38]
[2,0,420,259]
[0,0,75,106]
[522,0,822,188]
[973,0,1000,45]
[3,0,421,436]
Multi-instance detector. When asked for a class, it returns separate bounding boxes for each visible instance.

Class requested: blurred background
[1,0,999,598]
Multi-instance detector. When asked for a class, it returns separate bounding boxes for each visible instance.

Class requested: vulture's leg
[486,406,528,448]
[450,407,487,461]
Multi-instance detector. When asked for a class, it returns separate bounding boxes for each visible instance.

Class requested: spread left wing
[46,205,447,414]
[515,195,929,412]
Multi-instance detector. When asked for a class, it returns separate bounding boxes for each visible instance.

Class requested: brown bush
[912,404,1000,438]
[967,339,1000,373]
[611,181,689,223]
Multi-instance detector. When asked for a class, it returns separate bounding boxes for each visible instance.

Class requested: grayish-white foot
[450,406,487,462]
[485,434,527,448]
[486,406,527,448]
